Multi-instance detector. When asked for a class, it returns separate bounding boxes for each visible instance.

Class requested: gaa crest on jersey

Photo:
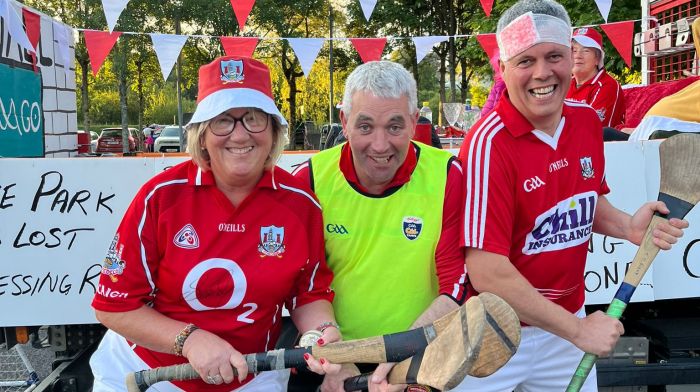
[174,224,200,249]
[402,216,423,240]
[258,225,286,257]
[580,156,595,179]
[221,59,244,83]
[102,234,126,282]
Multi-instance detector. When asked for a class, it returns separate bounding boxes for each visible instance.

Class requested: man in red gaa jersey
[90,57,338,392]
[455,1,689,391]
[293,61,467,392]
[566,27,625,128]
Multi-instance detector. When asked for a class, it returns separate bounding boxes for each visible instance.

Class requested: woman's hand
[182,328,248,385]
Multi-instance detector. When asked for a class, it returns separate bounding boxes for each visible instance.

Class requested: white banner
[0,0,34,53]
[1,143,699,326]
[150,33,188,81]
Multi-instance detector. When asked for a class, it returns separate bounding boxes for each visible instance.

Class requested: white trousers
[448,307,598,392]
[90,330,289,392]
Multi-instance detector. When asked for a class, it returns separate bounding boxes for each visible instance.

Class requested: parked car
[154,126,182,152]
[90,131,99,153]
[95,127,137,154]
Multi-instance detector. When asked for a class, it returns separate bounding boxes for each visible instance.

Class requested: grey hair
[497,0,571,34]
[341,61,418,116]
[186,115,286,171]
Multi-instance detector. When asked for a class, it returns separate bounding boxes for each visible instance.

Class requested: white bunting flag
[287,38,324,77]
[412,36,448,63]
[594,0,612,23]
[101,0,131,32]
[0,0,34,54]
[359,0,378,21]
[53,22,74,73]
[150,33,188,81]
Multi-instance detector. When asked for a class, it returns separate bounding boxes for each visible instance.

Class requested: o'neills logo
[523,191,597,255]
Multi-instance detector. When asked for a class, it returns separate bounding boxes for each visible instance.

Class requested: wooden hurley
[343,293,521,391]
[567,134,700,392]
[125,294,491,392]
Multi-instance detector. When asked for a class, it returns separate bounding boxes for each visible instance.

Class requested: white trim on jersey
[278,183,322,210]
[451,264,468,298]
[195,167,202,186]
[308,260,320,292]
[451,159,463,174]
[464,111,502,249]
[291,161,308,176]
[531,117,565,150]
[139,179,189,293]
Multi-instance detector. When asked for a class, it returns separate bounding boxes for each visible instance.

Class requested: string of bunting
[3,0,635,82]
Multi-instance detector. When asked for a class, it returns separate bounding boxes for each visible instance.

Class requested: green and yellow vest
[310,143,452,340]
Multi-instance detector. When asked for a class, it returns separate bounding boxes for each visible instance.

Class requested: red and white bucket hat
[188,56,287,126]
[572,27,605,68]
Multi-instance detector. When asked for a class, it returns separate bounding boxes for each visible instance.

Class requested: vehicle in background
[320,123,342,150]
[95,128,137,154]
[90,131,99,153]
[153,125,182,152]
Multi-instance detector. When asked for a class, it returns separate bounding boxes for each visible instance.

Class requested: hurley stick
[567,134,700,392]
[344,293,521,391]
[125,295,486,392]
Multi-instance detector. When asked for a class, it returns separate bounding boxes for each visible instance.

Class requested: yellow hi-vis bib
[310,143,452,340]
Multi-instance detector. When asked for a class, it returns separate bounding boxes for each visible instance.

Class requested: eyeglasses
[209,109,270,136]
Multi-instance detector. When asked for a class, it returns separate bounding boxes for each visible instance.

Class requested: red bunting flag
[83,30,122,76]
[349,38,387,63]
[22,8,41,71]
[480,0,494,17]
[600,21,635,68]
[229,0,255,32]
[476,33,499,62]
[220,36,259,57]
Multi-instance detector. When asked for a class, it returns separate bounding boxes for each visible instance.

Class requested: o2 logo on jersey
[402,216,423,240]
[182,258,257,323]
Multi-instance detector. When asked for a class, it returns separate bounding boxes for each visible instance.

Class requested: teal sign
[0,61,44,157]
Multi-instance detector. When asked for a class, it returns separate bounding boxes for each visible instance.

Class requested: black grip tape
[656,192,694,220]
[405,349,426,384]
[343,373,371,391]
[382,328,430,362]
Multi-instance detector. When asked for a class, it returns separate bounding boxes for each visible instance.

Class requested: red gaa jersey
[567,68,625,128]
[459,92,609,315]
[92,160,333,391]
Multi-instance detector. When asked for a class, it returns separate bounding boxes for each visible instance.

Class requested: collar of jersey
[188,160,276,189]
[496,90,571,138]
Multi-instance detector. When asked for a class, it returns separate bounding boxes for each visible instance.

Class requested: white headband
[497,12,572,61]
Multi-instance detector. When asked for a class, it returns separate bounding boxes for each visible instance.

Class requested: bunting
[412,36,449,64]
[476,33,499,63]
[150,34,188,81]
[287,38,324,76]
[83,30,122,76]
[594,0,612,23]
[601,21,635,68]
[480,0,495,17]
[101,0,130,32]
[22,8,41,71]
[230,0,255,32]
[349,38,387,63]
[0,0,35,54]
[220,36,259,57]
[359,0,378,22]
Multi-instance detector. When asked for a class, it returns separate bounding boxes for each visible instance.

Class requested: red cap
[572,27,604,67]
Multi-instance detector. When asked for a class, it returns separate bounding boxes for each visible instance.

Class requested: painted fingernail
[320,358,326,365]
[303,353,310,360]
[317,338,325,345]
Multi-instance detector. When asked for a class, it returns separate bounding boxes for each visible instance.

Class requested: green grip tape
[606,298,627,320]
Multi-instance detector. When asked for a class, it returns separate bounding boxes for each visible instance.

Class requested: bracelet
[173,323,199,356]
[316,321,340,333]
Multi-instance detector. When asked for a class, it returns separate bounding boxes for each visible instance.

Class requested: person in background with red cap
[566,27,626,128]
[89,56,339,392]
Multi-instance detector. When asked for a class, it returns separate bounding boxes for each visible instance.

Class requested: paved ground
[0,331,53,392]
